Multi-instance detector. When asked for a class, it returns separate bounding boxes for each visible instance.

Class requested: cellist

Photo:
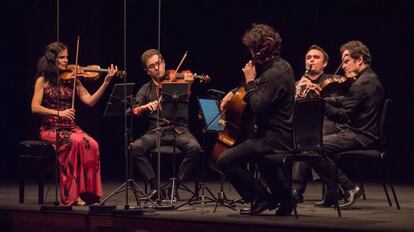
[217,24,295,216]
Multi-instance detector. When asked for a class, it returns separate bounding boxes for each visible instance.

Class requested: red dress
[39,82,103,205]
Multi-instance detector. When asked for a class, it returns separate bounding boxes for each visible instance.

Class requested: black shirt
[135,80,189,133]
[243,57,296,151]
[296,73,332,98]
[324,67,385,140]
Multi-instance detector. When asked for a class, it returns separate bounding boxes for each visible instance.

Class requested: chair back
[292,98,325,152]
[379,98,392,150]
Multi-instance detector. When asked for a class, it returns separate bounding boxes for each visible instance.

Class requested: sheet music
[198,98,224,132]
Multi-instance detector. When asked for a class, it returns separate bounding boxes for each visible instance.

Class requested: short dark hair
[242,23,282,66]
[340,40,371,65]
[307,44,329,63]
[141,49,164,68]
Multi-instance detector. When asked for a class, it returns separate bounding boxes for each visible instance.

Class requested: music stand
[198,97,224,133]
[90,83,155,215]
[153,82,193,209]
[197,97,237,212]
[175,97,222,212]
[102,83,135,117]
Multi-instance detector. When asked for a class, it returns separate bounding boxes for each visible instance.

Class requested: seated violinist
[130,49,201,199]
[311,40,385,209]
[31,42,118,206]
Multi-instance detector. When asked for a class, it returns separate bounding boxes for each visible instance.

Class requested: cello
[210,86,253,161]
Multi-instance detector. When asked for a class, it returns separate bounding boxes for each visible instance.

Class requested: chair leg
[18,157,26,204]
[333,159,342,217]
[19,167,25,204]
[376,155,392,207]
[388,182,401,210]
[355,159,367,200]
[38,174,45,205]
[36,158,45,205]
[283,158,298,219]
[380,154,400,209]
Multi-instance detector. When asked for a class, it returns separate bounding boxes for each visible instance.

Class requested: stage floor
[1,179,413,232]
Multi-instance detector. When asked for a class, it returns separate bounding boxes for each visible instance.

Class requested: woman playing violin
[130,49,201,197]
[31,42,118,206]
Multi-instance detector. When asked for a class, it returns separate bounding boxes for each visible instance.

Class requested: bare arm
[31,77,75,120]
[77,64,117,107]
[220,91,234,111]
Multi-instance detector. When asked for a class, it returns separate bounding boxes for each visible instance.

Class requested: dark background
[2,0,413,182]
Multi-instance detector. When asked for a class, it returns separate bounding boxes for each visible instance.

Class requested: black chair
[264,98,341,218]
[335,98,400,209]
[18,140,55,204]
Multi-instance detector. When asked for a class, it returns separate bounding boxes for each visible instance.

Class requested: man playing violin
[217,24,295,216]
[31,42,118,206]
[130,49,201,199]
[313,40,385,209]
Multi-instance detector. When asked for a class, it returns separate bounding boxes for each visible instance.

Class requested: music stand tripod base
[100,83,157,214]
[153,82,189,211]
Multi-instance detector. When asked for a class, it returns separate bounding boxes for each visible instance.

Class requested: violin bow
[332,54,347,78]
[71,36,80,109]
[171,51,188,81]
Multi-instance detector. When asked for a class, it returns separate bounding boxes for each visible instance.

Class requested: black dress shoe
[339,185,362,209]
[314,199,336,208]
[292,189,304,204]
[148,189,158,201]
[275,203,293,216]
[147,189,167,201]
[239,207,251,215]
[249,199,276,216]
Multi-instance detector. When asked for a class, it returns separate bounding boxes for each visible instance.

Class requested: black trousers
[129,128,201,189]
[301,128,375,200]
[292,162,312,195]
[217,138,291,205]
[292,116,336,194]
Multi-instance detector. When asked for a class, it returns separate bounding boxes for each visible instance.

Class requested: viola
[163,69,210,83]
[59,64,126,80]
[155,69,210,89]
[319,73,357,97]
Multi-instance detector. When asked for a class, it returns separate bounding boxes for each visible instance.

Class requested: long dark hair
[35,42,68,86]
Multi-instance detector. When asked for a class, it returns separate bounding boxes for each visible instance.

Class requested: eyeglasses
[147,60,162,70]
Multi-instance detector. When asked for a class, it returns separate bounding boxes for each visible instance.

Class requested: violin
[59,64,126,80]
[318,73,357,97]
[165,69,210,82]
[157,69,210,88]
